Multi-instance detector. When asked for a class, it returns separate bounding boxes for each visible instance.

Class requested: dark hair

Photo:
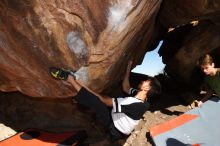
[147,77,161,99]
[198,54,213,66]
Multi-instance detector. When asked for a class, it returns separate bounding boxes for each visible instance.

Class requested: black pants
[74,87,125,141]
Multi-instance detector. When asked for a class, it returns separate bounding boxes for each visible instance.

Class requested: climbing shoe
[49,67,76,80]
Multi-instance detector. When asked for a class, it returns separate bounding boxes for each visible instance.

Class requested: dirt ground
[0,93,190,146]
[124,96,189,146]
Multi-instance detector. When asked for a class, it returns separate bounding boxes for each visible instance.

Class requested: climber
[197,54,220,107]
[49,61,161,141]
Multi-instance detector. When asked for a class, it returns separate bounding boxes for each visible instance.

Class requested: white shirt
[111,97,147,135]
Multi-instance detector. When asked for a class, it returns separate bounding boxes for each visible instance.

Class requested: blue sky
[132,41,165,76]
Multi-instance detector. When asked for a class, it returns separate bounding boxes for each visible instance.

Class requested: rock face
[1,0,220,98]
[1,0,220,143]
[0,0,162,98]
[0,0,163,140]
[0,92,104,139]
[158,0,220,88]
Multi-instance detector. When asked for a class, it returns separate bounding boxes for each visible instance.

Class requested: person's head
[198,54,216,76]
[138,77,161,99]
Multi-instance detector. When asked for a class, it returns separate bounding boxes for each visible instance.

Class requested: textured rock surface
[159,22,220,85]
[0,0,162,97]
[1,1,220,97]
[1,1,220,145]
[0,92,104,140]
[158,0,220,88]
[159,0,220,27]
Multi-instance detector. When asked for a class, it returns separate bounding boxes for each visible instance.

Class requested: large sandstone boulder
[158,0,220,88]
[0,0,162,98]
[1,1,220,144]
[159,22,220,84]
[159,0,220,27]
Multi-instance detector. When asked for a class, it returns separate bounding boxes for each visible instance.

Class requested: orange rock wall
[0,0,162,98]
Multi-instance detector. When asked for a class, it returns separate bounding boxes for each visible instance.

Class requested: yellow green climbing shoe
[49,67,73,80]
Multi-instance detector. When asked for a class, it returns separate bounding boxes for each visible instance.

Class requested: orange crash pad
[0,129,87,146]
